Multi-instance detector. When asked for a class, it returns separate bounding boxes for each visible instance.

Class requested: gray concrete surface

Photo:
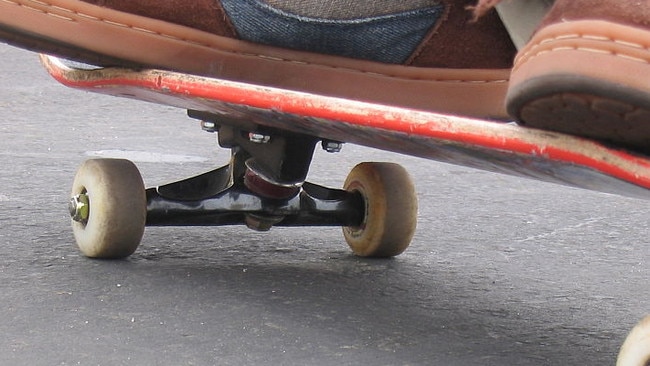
[0,43,648,365]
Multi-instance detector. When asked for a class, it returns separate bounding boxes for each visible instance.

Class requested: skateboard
[41,53,650,255]
[40,55,649,364]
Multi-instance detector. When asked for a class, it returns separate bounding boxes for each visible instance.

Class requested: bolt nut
[322,140,343,153]
[245,214,283,232]
[249,133,271,144]
[69,193,90,223]
[200,121,217,133]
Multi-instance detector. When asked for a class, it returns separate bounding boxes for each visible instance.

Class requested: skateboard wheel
[617,315,650,366]
[342,162,417,257]
[70,159,146,259]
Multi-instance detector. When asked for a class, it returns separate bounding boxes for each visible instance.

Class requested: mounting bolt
[200,121,217,133]
[249,132,271,144]
[245,214,283,232]
[322,140,343,153]
[69,193,89,223]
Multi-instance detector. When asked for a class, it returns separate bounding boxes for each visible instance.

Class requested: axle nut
[69,193,89,223]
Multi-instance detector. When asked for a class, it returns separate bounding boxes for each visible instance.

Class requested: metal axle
[145,180,364,230]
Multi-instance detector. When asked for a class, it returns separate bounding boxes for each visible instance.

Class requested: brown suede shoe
[0,0,515,119]
[507,0,650,152]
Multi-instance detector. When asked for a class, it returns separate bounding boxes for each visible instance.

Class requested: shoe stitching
[2,0,508,84]
[514,33,650,72]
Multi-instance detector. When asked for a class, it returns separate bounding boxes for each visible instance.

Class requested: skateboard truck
[117,109,366,230]
[113,110,363,231]
[67,107,417,259]
[144,141,365,231]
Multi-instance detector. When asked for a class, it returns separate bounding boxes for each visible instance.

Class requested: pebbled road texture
[0,43,648,365]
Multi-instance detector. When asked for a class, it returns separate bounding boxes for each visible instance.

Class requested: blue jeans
[220,0,445,64]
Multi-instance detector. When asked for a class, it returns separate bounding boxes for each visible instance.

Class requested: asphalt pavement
[0,43,648,365]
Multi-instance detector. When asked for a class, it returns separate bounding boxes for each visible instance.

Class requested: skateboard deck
[41,55,650,200]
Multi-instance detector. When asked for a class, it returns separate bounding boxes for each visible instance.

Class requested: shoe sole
[0,0,510,119]
[507,20,650,152]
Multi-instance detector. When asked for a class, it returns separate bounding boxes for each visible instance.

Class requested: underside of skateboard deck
[41,55,650,201]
